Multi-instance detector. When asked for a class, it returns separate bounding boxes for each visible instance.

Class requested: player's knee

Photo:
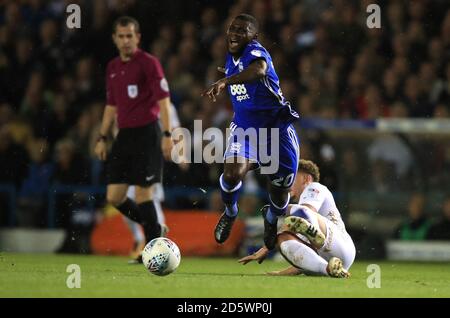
[106,194,126,207]
[222,170,244,186]
[135,187,153,204]
[277,232,291,246]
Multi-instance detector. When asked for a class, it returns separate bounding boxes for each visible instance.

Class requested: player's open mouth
[229,39,239,49]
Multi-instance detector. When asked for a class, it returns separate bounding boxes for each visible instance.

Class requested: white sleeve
[170,103,180,129]
[298,184,326,212]
[158,103,180,129]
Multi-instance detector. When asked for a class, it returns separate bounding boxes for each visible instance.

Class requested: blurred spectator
[340,148,366,190]
[367,134,413,190]
[0,125,29,189]
[389,101,409,118]
[52,138,90,228]
[20,70,51,137]
[72,57,98,108]
[53,138,90,186]
[435,63,450,105]
[402,75,434,118]
[200,7,220,46]
[393,193,432,240]
[52,136,93,252]
[7,37,36,108]
[382,69,401,105]
[434,103,450,118]
[46,93,71,146]
[427,196,450,241]
[18,138,53,227]
[37,18,65,83]
[67,108,92,159]
[0,125,30,225]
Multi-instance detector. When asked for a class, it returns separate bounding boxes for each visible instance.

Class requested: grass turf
[0,253,449,298]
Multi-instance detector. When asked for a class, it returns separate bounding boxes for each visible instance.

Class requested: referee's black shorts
[106,121,162,187]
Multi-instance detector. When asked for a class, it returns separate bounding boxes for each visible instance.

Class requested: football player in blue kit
[203,14,300,250]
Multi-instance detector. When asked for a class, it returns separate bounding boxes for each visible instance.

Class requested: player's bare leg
[215,158,254,243]
[107,184,143,223]
[107,184,129,206]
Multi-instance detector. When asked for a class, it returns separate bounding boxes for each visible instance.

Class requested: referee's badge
[127,85,138,98]
[160,78,169,92]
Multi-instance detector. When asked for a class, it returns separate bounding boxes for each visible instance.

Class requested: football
[142,237,181,276]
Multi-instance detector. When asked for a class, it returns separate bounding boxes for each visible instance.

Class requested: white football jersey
[298,182,346,232]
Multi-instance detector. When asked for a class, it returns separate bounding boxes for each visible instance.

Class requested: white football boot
[326,257,350,278]
[284,216,325,247]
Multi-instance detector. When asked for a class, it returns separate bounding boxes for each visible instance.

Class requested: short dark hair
[113,16,140,34]
[298,159,320,182]
[235,13,259,32]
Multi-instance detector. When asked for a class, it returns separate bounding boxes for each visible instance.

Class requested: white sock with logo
[279,240,328,276]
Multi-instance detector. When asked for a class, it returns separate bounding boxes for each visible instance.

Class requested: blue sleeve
[224,54,231,76]
[243,46,270,66]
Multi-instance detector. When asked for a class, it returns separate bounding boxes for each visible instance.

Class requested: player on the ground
[238,159,356,278]
[95,16,173,250]
[203,14,300,250]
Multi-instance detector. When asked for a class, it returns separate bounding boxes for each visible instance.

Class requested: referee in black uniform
[95,16,173,245]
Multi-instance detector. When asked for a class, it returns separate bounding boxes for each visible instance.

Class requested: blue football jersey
[224,40,299,129]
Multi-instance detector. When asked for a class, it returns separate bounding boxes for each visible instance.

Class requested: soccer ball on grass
[142,237,181,276]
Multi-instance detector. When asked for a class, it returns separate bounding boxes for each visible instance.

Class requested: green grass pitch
[1,253,449,298]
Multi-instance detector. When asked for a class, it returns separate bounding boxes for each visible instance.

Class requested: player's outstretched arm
[238,246,269,265]
[226,59,267,85]
[202,60,267,102]
[202,77,227,102]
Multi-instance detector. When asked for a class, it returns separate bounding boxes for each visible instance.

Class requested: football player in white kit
[238,159,355,278]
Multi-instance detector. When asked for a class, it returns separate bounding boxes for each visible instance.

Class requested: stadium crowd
[0,0,449,241]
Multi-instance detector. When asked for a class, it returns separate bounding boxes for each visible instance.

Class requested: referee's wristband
[97,135,108,142]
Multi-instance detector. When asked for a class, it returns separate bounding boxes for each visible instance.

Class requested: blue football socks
[219,173,242,217]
